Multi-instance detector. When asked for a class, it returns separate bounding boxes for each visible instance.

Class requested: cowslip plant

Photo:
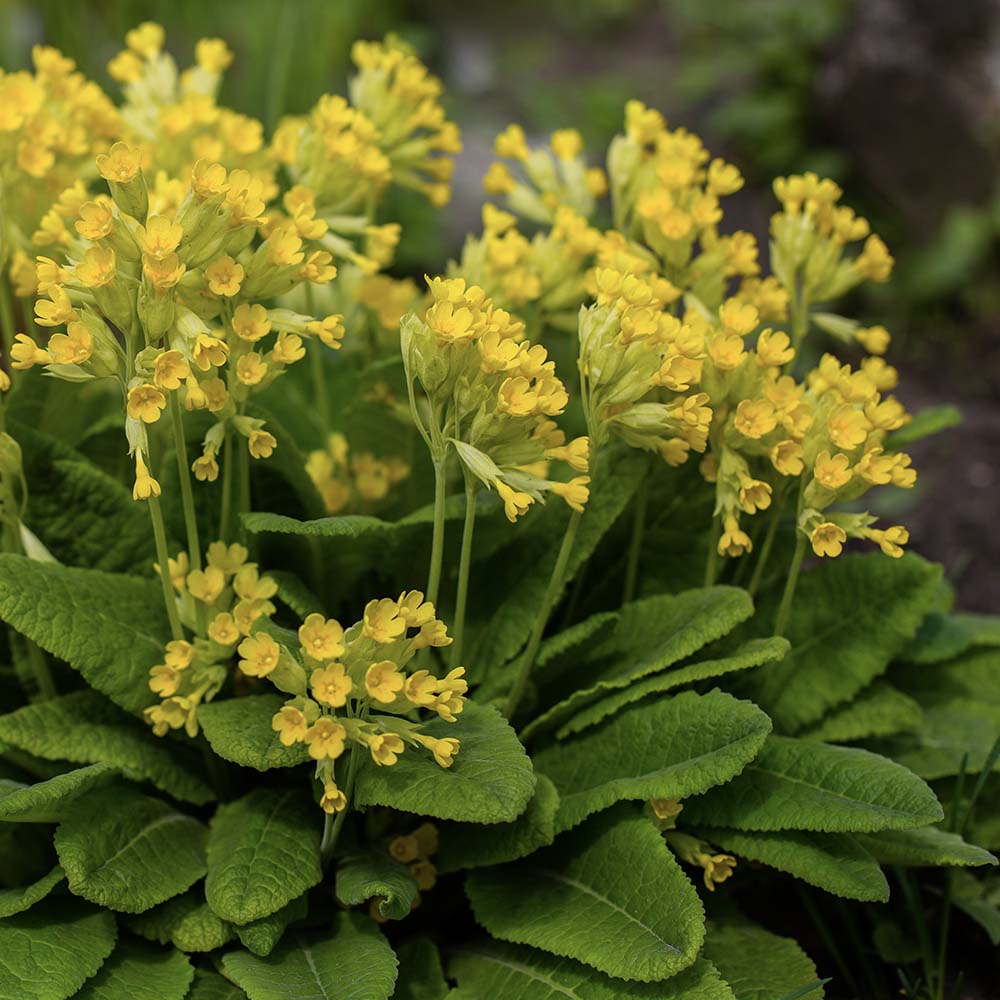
[0,22,996,1000]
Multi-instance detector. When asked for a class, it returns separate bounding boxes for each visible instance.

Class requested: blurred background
[2,0,997,611]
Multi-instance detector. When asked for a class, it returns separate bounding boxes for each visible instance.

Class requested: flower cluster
[144,541,275,737]
[402,276,589,521]
[306,431,410,514]
[10,141,342,497]
[264,592,466,813]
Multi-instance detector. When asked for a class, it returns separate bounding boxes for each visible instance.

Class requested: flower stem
[0,276,15,362]
[236,436,251,550]
[219,429,233,541]
[704,515,720,586]
[748,498,784,597]
[425,454,447,605]
[321,742,362,866]
[148,493,184,641]
[773,534,806,637]
[169,396,205,630]
[507,509,582,722]
[621,473,648,605]
[450,485,477,667]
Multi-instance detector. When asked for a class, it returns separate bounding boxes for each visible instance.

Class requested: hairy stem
[425,454,447,605]
[169,396,205,631]
[773,534,806,637]
[450,486,478,667]
[507,508,582,721]
[321,741,362,865]
[621,473,648,605]
[748,497,784,597]
[704,515,720,586]
[148,494,184,641]
[218,429,233,541]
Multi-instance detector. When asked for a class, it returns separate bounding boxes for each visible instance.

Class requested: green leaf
[128,887,235,952]
[900,648,1000,706]
[205,788,322,926]
[222,911,398,1000]
[0,898,117,1000]
[56,785,207,913]
[199,695,309,770]
[951,871,1000,945]
[0,690,213,804]
[467,451,647,681]
[450,944,735,999]
[269,571,324,618]
[535,690,771,833]
[696,828,889,901]
[868,700,1000,779]
[437,774,559,873]
[187,969,248,1000]
[702,924,824,1000]
[525,587,754,737]
[0,763,118,822]
[336,850,418,921]
[14,423,155,575]
[0,867,64,918]
[236,895,308,957]
[394,938,450,1000]
[547,638,789,742]
[884,403,961,449]
[799,682,923,743]
[355,700,535,824]
[73,938,193,1000]
[465,808,705,982]
[853,827,998,867]
[745,553,941,733]
[681,735,943,833]
[0,555,169,713]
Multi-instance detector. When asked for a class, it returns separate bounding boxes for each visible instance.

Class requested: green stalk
[304,284,331,433]
[148,494,184,642]
[621,473,648,605]
[237,435,251,549]
[168,396,205,630]
[450,485,477,667]
[773,534,806,637]
[321,740,362,866]
[507,509,582,722]
[895,866,938,996]
[0,276,16,362]
[748,497,785,596]
[425,453,447,605]
[218,429,233,541]
[704,515,720,586]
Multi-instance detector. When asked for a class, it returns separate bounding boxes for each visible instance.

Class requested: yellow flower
[272,332,305,365]
[47,322,93,365]
[136,216,183,259]
[495,480,533,522]
[856,325,890,355]
[867,525,909,558]
[191,160,229,200]
[551,476,590,513]
[76,201,115,241]
[232,303,272,341]
[415,734,460,768]
[737,477,771,515]
[127,384,167,424]
[320,778,347,813]
[650,797,684,822]
[366,732,405,766]
[153,350,190,390]
[718,515,752,557]
[304,718,347,760]
[411,619,452,651]
[248,429,277,459]
[10,333,51,370]
[306,315,345,349]
[811,522,847,558]
[125,21,164,58]
[132,452,160,501]
[550,128,582,160]
[403,670,438,708]
[187,566,226,605]
[483,162,515,194]
[236,352,267,386]
[149,665,181,697]
[192,452,219,482]
[272,705,310,746]
[855,234,893,282]
[826,404,870,450]
[411,860,437,890]
[755,328,794,367]
[164,640,194,669]
[96,142,141,184]
[195,37,233,72]
[495,123,528,160]
[770,440,804,476]
[208,612,240,646]
[708,332,745,371]
[311,663,353,707]
[192,334,229,371]
[207,542,248,576]
[233,564,278,602]
[733,399,777,440]
[205,255,245,297]
[298,613,345,661]
[397,591,436,628]
[143,252,186,291]
[365,660,404,704]
[719,299,759,336]
[363,598,406,643]
[237,632,281,677]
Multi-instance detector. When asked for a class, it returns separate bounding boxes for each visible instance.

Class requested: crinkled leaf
[545,638,789,742]
[236,895,308,957]
[187,969,248,999]
[701,924,824,1000]
[0,898,117,1000]
[951,871,1000,945]
[682,735,943,833]
[336,849,418,921]
[0,555,168,713]
[270,571,323,619]
[128,887,235,952]
[450,944,734,999]
[799,682,923,744]
[222,911,398,1000]
[745,553,941,733]
[437,774,559,874]
[527,587,754,737]
[0,690,213,804]
[696,828,889,901]
[854,827,997,867]
[900,648,1000,705]
[535,689,771,833]
[466,808,705,983]
[0,764,118,823]
[0,867,64,918]
[56,785,207,913]
[199,695,309,771]
[355,700,535,824]
[205,788,321,926]
[74,938,193,1000]
[394,938,449,1000]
